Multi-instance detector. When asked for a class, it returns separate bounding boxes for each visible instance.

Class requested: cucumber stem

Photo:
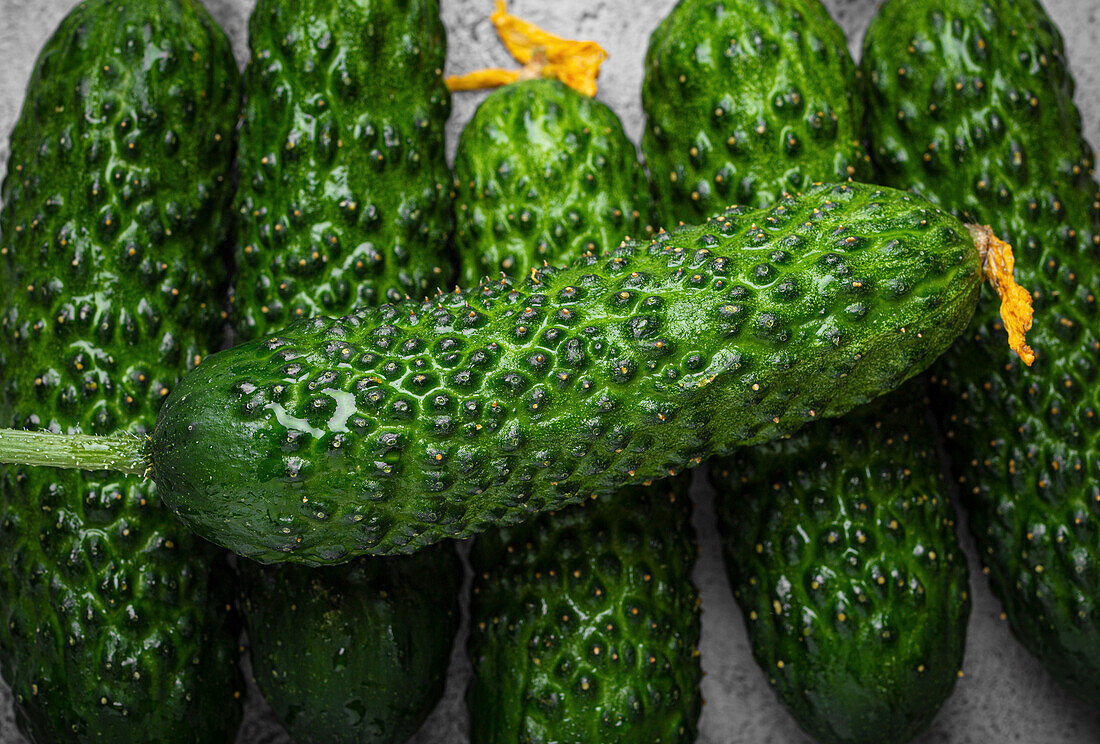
[0,429,148,476]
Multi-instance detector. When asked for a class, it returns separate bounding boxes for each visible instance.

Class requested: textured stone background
[1,0,1099,742]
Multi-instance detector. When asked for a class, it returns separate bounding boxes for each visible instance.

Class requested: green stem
[0,429,149,476]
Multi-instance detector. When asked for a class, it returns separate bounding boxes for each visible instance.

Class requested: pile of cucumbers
[0,0,1095,743]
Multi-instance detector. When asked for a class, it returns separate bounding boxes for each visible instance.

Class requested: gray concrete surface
[1,0,1099,742]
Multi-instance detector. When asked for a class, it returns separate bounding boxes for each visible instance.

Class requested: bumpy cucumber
[454,79,655,284]
[238,543,461,744]
[863,0,1100,697]
[142,181,985,564]
[0,1,243,741]
[460,80,700,742]
[233,2,462,738]
[712,384,969,744]
[682,2,971,737]
[469,478,700,743]
[642,0,870,224]
[231,0,454,340]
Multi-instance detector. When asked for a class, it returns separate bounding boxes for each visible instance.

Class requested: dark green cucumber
[233,3,462,738]
[712,383,969,744]
[459,81,700,743]
[469,478,700,743]
[231,0,454,340]
[683,3,972,738]
[0,1,243,741]
[454,78,655,284]
[139,181,986,564]
[642,0,871,224]
[238,543,461,744]
[863,0,1100,698]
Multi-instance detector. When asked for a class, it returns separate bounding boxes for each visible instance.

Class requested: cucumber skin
[238,543,461,744]
[712,386,969,744]
[469,478,700,744]
[0,1,243,741]
[642,0,871,224]
[151,182,983,564]
[863,0,1100,698]
[454,79,655,284]
[231,0,454,341]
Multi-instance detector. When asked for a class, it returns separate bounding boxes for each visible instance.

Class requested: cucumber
[0,0,243,740]
[642,0,871,224]
[469,478,700,743]
[659,1,975,738]
[238,543,461,744]
[232,2,462,739]
[863,0,1100,697]
[163,181,987,563]
[231,0,454,340]
[454,78,655,284]
[712,384,969,744]
[458,78,700,743]
[0,183,989,564]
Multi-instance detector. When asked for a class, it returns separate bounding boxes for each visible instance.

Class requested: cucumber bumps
[149,182,985,563]
[454,79,654,283]
[0,1,243,741]
[863,0,1100,697]
[231,0,454,340]
[642,0,870,223]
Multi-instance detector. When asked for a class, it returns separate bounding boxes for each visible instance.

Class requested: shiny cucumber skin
[469,478,700,744]
[642,0,871,224]
[460,83,700,743]
[150,182,984,564]
[863,0,1100,698]
[454,79,655,284]
[231,0,454,341]
[712,384,969,744]
[238,543,461,744]
[0,1,243,741]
